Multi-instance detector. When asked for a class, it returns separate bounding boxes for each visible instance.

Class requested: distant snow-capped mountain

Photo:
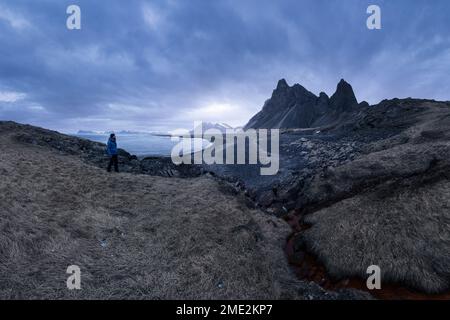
[190,122,235,134]
[77,130,147,135]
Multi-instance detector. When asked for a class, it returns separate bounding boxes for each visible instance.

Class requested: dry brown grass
[302,178,450,293]
[0,129,304,299]
[299,105,450,294]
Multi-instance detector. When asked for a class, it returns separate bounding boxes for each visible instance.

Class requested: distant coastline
[73,132,209,157]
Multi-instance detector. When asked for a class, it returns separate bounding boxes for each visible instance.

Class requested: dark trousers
[107,155,119,172]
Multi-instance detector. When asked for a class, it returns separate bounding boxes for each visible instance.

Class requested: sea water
[74,133,209,158]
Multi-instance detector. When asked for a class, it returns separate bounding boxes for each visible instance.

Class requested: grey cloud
[0,0,449,132]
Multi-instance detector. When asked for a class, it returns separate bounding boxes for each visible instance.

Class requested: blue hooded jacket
[107,137,118,155]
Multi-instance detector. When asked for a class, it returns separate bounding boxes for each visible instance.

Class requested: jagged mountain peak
[330,79,358,110]
[276,78,289,90]
[319,92,330,102]
[272,79,317,100]
[292,83,315,97]
[335,79,356,97]
[245,78,362,129]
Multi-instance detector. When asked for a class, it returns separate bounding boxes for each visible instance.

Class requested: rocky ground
[0,121,370,299]
[1,95,449,299]
[204,98,450,295]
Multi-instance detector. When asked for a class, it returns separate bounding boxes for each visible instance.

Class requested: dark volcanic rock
[244,79,320,129]
[244,78,366,130]
[1,121,201,178]
[329,79,358,112]
[3,91,450,296]
[218,96,450,294]
[140,156,202,177]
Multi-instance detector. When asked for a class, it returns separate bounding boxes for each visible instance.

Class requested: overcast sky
[1,0,450,132]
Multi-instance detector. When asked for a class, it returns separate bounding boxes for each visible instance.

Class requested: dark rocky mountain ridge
[206,90,450,295]
[244,79,368,129]
[2,80,449,297]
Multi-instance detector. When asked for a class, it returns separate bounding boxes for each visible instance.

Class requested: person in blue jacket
[106,133,119,172]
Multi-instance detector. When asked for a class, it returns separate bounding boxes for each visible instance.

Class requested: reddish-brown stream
[283,212,450,300]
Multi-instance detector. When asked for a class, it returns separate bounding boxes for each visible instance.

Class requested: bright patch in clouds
[185,102,254,127]
[0,6,29,29]
[1,1,450,132]
[28,105,45,111]
[0,91,26,103]
[142,4,164,30]
[196,103,236,117]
